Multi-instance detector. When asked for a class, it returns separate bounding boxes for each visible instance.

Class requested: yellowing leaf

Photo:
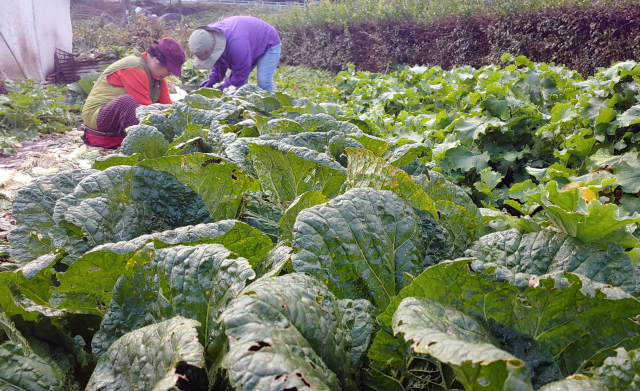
[580,188,596,203]
[560,182,596,204]
[561,182,580,192]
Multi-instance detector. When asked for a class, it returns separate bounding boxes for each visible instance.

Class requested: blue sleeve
[215,63,227,83]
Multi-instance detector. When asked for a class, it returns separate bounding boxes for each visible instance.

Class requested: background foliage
[265,0,637,29]
[0,80,76,141]
[278,3,640,76]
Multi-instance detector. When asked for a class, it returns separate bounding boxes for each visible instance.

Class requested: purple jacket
[205,16,280,90]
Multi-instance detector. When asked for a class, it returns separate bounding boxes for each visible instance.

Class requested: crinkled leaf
[538,376,605,391]
[342,148,438,219]
[86,316,205,391]
[388,143,430,167]
[234,84,266,96]
[239,190,284,242]
[92,243,254,370]
[134,103,172,120]
[414,209,454,268]
[166,124,227,156]
[93,154,142,170]
[120,125,169,159]
[465,229,640,296]
[166,136,209,156]
[143,102,230,141]
[338,298,377,367]
[279,191,328,241]
[412,171,482,256]
[347,133,391,156]
[181,95,228,112]
[249,141,346,205]
[295,113,338,132]
[292,188,426,310]
[392,297,534,391]
[0,308,66,391]
[8,169,97,264]
[56,220,269,313]
[224,137,257,177]
[593,347,640,390]
[487,321,563,388]
[220,273,356,391]
[255,242,294,278]
[334,120,363,135]
[377,259,640,376]
[7,227,55,269]
[257,117,304,135]
[51,165,211,256]
[276,130,363,166]
[243,94,281,113]
[138,152,259,221]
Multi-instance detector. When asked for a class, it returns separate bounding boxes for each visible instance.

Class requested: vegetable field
[3,56,640,390]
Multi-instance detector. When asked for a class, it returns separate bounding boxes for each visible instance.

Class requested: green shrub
[266,0,638,29]
[279,3,640,76]
[0,80,76,140]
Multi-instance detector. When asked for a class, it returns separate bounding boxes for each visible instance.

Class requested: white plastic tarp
[0,0,72,82]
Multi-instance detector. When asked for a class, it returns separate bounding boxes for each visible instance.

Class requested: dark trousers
[83,94,139,148]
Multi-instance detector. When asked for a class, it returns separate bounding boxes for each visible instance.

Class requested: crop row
[1,59,640,390]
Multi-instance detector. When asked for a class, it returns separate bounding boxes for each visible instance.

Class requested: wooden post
[178,0,182,15]
[123,0,130,24]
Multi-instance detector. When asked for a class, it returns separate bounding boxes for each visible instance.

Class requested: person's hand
[200,78,214,88]
[201,70,220,88]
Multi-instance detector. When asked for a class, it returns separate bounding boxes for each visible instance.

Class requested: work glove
[201,71,218,88]
[200,78,214,88]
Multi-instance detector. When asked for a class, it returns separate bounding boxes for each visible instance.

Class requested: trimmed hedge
[279,3,640,75]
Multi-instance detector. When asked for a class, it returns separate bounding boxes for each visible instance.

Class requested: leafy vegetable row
[2,65,640,391]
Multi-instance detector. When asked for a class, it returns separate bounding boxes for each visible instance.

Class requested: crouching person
[81,38,185,148]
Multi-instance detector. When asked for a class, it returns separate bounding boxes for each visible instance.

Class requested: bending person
[190,16,281,92]
[81,38,185,148]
